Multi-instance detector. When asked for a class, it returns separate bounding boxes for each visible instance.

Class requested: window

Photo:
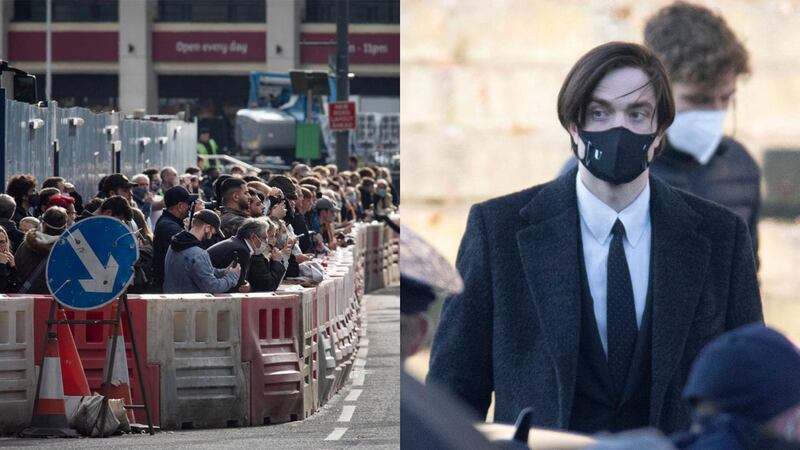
[156,0,265,23]
[305,0,400,24]
[13,0,118,22]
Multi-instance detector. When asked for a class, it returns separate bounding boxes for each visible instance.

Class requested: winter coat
[15,230,59,294]
[162,230,238,294]
[153,210,185,289]
[0,218,25,253]
[247,253,286,292]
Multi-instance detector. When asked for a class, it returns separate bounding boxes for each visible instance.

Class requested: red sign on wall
[152,32,266,62]
[8,31,118,62]
[300,33,399,65]
[329,101,357,130]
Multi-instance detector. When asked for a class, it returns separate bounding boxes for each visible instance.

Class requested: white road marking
[345,389,363,402]
[338,405,356,422]
[360,338,369,347]
[359,348,368,358]
[355,358,367,367]
[325,427,348,441]
[353,371,365,386]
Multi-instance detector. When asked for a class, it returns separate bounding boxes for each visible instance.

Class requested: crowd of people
[0,154,398,295]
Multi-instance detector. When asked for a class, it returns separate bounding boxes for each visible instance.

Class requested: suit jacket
[207,237,251,291]
[427,167,763,434]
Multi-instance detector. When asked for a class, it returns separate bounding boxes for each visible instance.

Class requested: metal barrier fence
[0,220,396,433]
[1,94,197,199]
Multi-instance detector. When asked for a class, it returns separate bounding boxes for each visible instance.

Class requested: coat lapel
[647,176,711,425]
[517,169,582,427]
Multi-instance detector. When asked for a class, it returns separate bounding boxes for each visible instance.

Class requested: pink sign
[300,33,399,65]
[153,32,266,62]
[8,31,118,62]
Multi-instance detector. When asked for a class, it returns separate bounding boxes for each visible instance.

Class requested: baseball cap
[315,197,340,212]
[683,324,800,423]
[46,194,75,209]
[400,225,464,314]
[194,209,221,232]
[102,173,136,193]
[164,185,199,208]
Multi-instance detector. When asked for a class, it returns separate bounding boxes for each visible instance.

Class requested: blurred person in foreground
[428,42,762,435]
[672,324,800,449]
[400,225,496,450]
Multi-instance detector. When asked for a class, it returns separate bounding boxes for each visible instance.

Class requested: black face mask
[132,186,147,201]
[574,126,656,185]
[28,193,40,208]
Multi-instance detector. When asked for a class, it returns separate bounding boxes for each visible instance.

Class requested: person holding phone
[163,210,240,294]
[207,218,272,293]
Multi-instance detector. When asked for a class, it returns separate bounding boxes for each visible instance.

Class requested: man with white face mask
[645,2,761,263]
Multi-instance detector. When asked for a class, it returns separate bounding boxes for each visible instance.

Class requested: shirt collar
[575,174,650,247]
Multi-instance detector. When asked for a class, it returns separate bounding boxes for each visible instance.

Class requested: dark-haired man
[101,173,137,202]
[428,42,762,435]
[98,195,133,223]
[219,178,251,238]
[152,186,199,291]
[6,174,38,225]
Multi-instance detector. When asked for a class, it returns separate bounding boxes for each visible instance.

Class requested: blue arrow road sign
[46,215,139,310]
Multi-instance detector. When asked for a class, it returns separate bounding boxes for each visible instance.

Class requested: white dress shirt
[575,175,652,354]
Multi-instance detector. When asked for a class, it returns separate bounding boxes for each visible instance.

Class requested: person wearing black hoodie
[163,210,240,294]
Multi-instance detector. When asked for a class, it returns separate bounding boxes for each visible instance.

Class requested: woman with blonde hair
[0,227,20,292]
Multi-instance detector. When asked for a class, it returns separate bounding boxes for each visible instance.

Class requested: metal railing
[1,93,197,199]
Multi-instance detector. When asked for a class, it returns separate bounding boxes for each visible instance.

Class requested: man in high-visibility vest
[197,128,222,168]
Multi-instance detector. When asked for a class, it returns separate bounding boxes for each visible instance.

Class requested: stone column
[118,0,157,113]
[266,0,304,72]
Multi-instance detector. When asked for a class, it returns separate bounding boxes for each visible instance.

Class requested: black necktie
[607,219,637,395]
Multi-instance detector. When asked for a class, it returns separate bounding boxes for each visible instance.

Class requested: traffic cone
[57,310,91,423]
[103,304,136,424]
[20,331,78,438]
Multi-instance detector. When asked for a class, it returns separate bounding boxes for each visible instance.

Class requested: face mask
[150,181,160,192]
[376,189,386,198]
[253,236,267,255]
[666,110,725,165]
[132,186,147,200]
[574,126,656,185]
[347,194,356,204]
[28,193,40,208]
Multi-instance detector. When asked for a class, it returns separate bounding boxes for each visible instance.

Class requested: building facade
[0,0,399,123]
